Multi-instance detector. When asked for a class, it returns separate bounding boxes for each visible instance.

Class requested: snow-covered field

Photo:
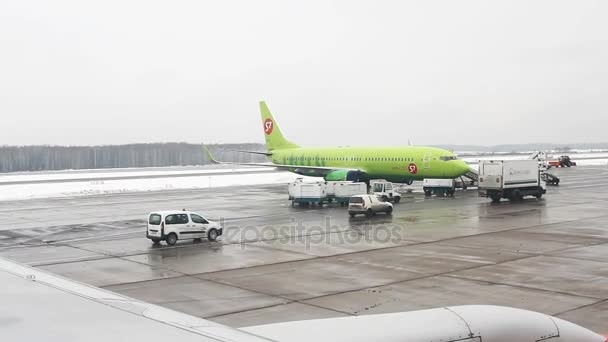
[0,170,315,201]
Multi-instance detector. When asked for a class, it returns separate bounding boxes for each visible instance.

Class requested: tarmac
[1,165,607,332]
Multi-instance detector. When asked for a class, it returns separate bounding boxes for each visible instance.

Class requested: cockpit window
[440,156,458,161]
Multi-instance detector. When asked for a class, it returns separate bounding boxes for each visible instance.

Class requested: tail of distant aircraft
[260,101,300,151]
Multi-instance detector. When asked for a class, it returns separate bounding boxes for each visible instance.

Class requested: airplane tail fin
[260,101,300,151]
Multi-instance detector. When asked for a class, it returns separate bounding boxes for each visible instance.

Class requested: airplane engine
[324,170,364,182]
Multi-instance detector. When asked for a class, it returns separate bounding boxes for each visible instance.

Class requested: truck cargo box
[333,182,368,205]
[478,160,545,203]
[479,160,540,189]
[288,181,328,207]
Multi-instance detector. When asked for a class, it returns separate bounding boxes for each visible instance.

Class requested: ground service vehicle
[288,181,327,207]
[348,195,393,217]
[478,160,546,203]
[423,178,456,197]
[542,171,560,185]
[147,210,223,245]
[370,180,401,203]
[327,181,368,206]
[548,155,577,168]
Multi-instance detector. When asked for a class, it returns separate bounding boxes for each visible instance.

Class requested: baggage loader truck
[478,160,546,203]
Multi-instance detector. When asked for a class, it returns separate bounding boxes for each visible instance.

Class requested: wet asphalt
[1,165,607,332]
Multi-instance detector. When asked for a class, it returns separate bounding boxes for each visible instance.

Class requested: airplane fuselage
[271,146,470,182]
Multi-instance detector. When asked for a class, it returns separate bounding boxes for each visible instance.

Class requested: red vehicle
[548,155,576,168]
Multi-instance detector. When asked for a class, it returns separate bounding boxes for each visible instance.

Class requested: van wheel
[207,229,219,242]
[491,194,501,203]
[365,209,374,218]
[394,196,401,203]
[386,207,393,215]
[166,233,178,246]
[381,196,389,202]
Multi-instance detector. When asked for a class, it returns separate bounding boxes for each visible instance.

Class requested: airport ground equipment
[288,181,328,207]
[326,181,368,206]
[478,160,546,203]
[542,171,560,185]
[370,180,401,203]
[423,178,456,197]
[548,155,577,168]
[146,210,223,246]
[348,194,393,217]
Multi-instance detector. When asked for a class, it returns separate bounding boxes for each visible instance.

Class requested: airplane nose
[457,161,470,176]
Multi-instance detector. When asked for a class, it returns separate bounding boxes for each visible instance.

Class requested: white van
[146,210,223,246]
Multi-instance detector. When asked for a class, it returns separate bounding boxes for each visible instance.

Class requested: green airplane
[205,101,471,184]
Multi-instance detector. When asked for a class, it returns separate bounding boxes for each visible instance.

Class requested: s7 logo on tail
[264,119,274,135]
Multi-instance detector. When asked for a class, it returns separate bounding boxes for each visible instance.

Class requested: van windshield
[349,197,364,204]
[148,214,162,225]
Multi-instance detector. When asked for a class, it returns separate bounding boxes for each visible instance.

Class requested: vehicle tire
[535,192,543,199]
[207,229,219,242]
[151,238,161,244]
[491,194,501,203]
[381,195,389,202]
[349,213,356,218]
[512,190,523,201]
[386,206,393,215]
[166,233,178,246]
[424,190,432,197]
[394,196,401,203]
[365,209,373,218]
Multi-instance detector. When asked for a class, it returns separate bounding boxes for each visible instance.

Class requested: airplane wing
[2,256,604,342]
[0,257,273,342]
[203,145,360,178]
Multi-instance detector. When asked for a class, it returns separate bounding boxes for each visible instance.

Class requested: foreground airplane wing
[1,256,604,342]
[0,257,271,342]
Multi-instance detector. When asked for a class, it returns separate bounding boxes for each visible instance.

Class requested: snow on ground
[0,171,316,201]
[0,167,275,184]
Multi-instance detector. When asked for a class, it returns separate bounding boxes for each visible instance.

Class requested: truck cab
[370,180,401,203]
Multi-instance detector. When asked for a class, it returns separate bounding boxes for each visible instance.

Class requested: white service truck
[478,160,546,203]
[288,181,328,207]
[326,181,368,206]
[423,178,456,197]
[370,180,401,203]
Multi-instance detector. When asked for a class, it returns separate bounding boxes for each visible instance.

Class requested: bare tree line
[0,143,267,173]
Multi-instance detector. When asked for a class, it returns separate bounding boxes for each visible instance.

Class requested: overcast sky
[1,1,607,147]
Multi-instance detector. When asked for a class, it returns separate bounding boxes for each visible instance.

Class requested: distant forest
[1,142,606,173]
[0,143,267,173]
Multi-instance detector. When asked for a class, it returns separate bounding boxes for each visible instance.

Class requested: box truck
[478,160,546,203]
